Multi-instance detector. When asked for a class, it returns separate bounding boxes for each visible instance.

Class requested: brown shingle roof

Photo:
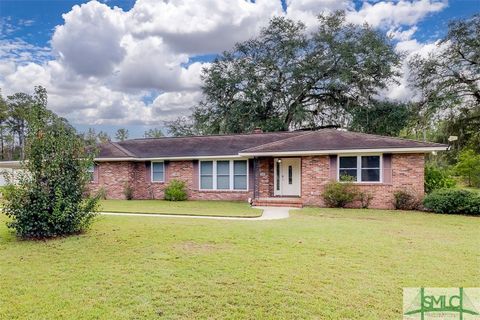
[97,141,136,158]
[96,129,447,159]
[240,129,447,154]
[114,131,305,158]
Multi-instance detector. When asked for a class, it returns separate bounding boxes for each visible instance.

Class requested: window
[200,160,248,190]
[338,155,381,183]
[233,160,247,190]
[339,156,357,181]
[88,164,96,182]
[361,156,380,182]
[152,162,165,182]
[288,165,293,184]
[200,161,213,189]
[216,161,230,190]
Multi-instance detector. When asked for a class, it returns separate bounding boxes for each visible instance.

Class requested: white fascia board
[94,157,137,162]
[238,146,448,157]
[95,155,251,162]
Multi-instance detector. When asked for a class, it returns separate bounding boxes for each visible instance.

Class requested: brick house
[89,129,447,209]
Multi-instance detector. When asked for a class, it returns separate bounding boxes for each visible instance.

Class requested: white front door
[274,158,301,196]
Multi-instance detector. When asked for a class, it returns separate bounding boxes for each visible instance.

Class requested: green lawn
[99,200,262,218]
[0,208,479,319]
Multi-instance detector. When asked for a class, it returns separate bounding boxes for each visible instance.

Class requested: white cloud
[286,0,352,28]
[347,0,446,28]
[0,39,51,65]
[151,90,203,120]
[51,1,127,77]
[114,35,190,91]
[387,26,418,41]
[3,63,51,94]
[127,0,283,54]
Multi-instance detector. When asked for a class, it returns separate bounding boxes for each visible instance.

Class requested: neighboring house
[0,162,25,186]
[90,129,447,209]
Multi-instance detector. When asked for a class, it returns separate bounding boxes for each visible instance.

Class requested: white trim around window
[199,159,249,191]
[151,161,165,182]
[337,154,383,183]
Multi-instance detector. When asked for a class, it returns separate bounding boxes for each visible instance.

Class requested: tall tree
[349,101,413,136]
[144,128,164,138]
[115,128,129,141]
[168,12,400,135]
[409,14,480,152]
[6,92,33,160]
[166,117,198,137]
[0,92,8,159]
[82,128,97,145]
[97,131,111,143]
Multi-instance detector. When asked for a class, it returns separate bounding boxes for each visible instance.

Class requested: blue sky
[0,0,479,138]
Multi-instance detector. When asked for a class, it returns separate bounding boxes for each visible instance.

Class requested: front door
[274,158,301,196]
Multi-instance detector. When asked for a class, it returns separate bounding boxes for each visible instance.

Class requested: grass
[463,187,480,194]
[1,208,479,319]
[99,200,262,218]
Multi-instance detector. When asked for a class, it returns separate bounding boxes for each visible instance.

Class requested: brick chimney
[253,127,263,134]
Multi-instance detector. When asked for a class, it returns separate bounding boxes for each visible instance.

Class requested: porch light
[277,159,282,163]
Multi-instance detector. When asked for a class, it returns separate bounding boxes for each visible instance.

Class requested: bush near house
[164,179,188,201]
[322,180,359,208]
[123,182,134,200]
[3,87,99,238]
[424,164,456,193]
[423,189,480,215]
[393,190,421,210]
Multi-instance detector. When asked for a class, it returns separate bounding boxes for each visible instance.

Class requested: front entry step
[253,197,303,208]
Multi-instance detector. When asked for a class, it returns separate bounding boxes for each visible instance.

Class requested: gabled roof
[239,129,447,155]
[95,129,448,160]
[97,141,137,159]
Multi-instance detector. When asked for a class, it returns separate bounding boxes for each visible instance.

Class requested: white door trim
[274,157,301,196]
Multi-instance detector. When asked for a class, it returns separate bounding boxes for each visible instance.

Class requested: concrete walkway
[99,206,294,221]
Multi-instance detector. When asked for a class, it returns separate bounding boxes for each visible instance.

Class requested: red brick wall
[251,154,424,209]
[257,157,274,197]
[88,162,135,199]
[300,153,425,209]
[301,156,330,205]
[89,154,424,208]
[89,160,252,201]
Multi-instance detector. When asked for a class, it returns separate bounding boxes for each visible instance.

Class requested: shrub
[465,196,480,215]
[96,187,107,200]
[4,87,99,239]
[322,180,358,208]
[358,191,373,209]
[123,182,134,200]
[423,189,479,215]
[393,190,420,210]
[164,179,187,201]
[424,164,456,193]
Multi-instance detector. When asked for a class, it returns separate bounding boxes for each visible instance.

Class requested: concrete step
[253,197,303,208]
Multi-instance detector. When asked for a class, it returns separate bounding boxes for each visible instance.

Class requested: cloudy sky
[0,0,478,137]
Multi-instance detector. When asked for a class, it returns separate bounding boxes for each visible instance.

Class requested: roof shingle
[96,129,447,159]
[240,129,447,154]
